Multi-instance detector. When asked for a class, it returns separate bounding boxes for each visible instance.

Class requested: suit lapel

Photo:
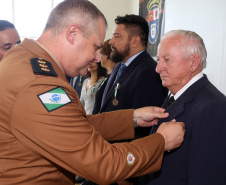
[100,51,148,111]
[100,63,120,109]
[151,75,209,133]
[111,51,147,92]
[74,75,79,88]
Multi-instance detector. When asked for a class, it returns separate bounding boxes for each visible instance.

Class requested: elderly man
[0,20,20,61]
[0,1,185,185]
[139,30,226,185]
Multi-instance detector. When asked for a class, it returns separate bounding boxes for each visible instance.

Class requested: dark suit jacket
[70,75,86,98]
[92,76,109,114]
[139,74,226,185]
[100,50,168,139]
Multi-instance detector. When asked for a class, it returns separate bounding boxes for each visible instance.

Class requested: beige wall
[90,0,139,40]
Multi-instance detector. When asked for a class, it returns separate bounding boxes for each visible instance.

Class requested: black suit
[70,75,86,98]
[139,74,226,185]
[100,50,168,139]
[92,76,109,114]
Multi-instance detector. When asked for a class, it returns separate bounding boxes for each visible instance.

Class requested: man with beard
[98,14,168,185]
[100,14,168,138]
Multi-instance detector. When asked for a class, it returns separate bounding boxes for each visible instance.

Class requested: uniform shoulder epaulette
[30,58,58,77]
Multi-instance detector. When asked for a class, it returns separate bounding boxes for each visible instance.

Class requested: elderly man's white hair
[161,30,207,69]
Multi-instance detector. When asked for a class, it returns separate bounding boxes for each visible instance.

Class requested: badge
[127,152,135,166]
[78,82,81,86]
[38,87,72,112]
[112,98,118,106]
[147,0,160,44]
[30,58,58,77]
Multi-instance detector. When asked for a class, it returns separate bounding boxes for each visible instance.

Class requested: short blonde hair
[44,0,107,37]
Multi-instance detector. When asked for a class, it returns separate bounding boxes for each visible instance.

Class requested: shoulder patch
[30,58,58,77]
[38,87,72,112]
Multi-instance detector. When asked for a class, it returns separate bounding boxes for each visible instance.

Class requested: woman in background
[80,62,107,115]
[92,39,117,114]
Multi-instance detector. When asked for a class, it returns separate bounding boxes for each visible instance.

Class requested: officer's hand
[134,106,169,127]
[156,120,185,151]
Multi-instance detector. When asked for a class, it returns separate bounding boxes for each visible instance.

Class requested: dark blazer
[92,76,109,114]
[100,50,168,139]
[139,74,226,185]
[70,75,86,98]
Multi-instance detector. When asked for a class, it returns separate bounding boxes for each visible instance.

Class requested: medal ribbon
[79,75,82,83]
[91,86,95,93]
[114,83,120,99]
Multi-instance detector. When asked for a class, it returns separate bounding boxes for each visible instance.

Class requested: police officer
[0,1,185,185]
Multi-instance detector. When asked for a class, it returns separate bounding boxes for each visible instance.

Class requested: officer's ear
[66,24,80,45]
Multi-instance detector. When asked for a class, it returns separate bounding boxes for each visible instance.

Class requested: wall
[90,0,139,40]
[92,0,226,95]
[164,0,226,95]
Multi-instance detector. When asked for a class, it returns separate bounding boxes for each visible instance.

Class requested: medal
[112,83,120,106]
[78,76,82,86]
[112,98,118,106]
[90,86,95,98]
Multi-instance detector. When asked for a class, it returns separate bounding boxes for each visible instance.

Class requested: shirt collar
[123,50,144,67]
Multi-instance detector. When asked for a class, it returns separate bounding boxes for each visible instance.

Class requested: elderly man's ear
[190,54,201,72]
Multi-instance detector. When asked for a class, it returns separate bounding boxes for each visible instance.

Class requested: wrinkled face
[109,24,131,63]
[0,28,21,61]
[65,17,106,77]
[156,37,193,94]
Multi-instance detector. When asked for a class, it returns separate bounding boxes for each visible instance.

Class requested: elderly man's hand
[134,106,169,127]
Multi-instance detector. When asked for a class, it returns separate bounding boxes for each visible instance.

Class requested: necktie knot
[164,96,175,108]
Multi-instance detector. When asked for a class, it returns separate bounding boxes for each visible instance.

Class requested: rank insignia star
[30,58,58,77]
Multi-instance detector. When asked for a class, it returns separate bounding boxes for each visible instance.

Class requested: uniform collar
[35,40,65,74]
